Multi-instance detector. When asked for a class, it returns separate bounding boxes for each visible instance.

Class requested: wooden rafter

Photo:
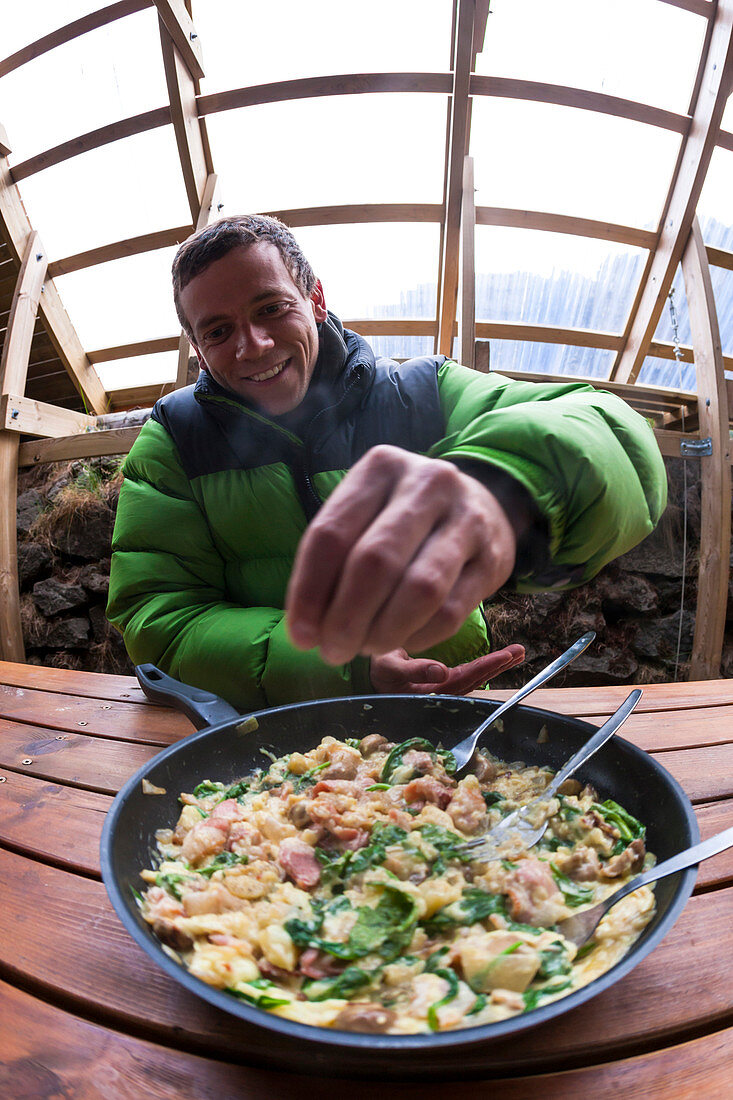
[612,0,733,384]
[175,172,221,387]
[437,0,476,356]
[47,225,192,278]
[153,0,203,80]
[459,156,477,370]
[683,219,731,678]
[0,232,47,662]
[158,16,210,221]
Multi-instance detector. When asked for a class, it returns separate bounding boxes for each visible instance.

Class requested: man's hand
[286,445,526,665]
[370,644,525,695]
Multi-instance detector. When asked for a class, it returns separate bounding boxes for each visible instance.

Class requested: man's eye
[205,327,227,341]
[262,303,285,316]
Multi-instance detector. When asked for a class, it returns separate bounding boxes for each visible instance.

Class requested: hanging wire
[668,287,689,682]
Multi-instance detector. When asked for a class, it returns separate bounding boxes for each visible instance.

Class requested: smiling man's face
[180,241,328,416]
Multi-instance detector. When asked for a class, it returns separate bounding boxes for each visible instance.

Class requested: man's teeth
[250,361,286,383]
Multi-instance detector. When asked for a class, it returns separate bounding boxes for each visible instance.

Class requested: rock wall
[14,456,733,686]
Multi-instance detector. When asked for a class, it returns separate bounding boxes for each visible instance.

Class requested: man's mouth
[248,360,288,383]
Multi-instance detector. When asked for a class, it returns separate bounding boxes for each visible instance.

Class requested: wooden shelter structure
[1,0,732,676]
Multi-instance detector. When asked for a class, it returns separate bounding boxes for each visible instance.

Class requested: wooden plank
[696,799,733,888]
[153,0,204,80]
[0,980,310,1100]
[88,337,179,364]
[0,232,47,395]
[0,660,145,701]
[647,742,733,803]
[18,425,143,466]
[0,1,152,79]
[659,0,714,17]
[574,704,733,754]
[475,321,621,350]
[158,12,210,222]
[0,123,10,157]
[0,772,110,876]
[0,392,94,437]
[655,430,708,457]
[476,680,733,714]
[0,719,157,793]
[197,73,454,118]
[469,76,690,134]
[345,319,437,337]
[437,0,475,356]
[47,225,192,278]
[0,977,731,1100]
[612,0,733,384]
[265,202,443,227]
[459,156,476,370]
[0,844,730,1077]
[0,683,188,743]
[682,220,731,678]
[37,278,108,413]
[707,244,733,272]
[108,381,177,410]
[476,207,657,250]
[10,106,171,183]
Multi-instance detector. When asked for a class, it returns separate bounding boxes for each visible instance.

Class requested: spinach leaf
[317,822,408,883]
[198,851,248,878]
[427,967,460,1031]
[414,823,473,873]
[230,979,290,1009]
[287,888,417,963]
[380,738,455,781]
[482,790,505,808]
[593,799,646,843]
[522,979,573,1012]
[192,780,224,798]
[291,761,330,793]
[422,888,506,932]
[219,778,250,802]
[302,966,372,1002]
[550,863,594,908]
[557,795,582,820]
[537,940,572,979]
[155,871,191,900]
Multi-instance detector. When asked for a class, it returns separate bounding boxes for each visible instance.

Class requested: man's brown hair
[172,214,317,341]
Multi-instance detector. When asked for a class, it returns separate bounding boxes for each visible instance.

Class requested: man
[107,215,667,711]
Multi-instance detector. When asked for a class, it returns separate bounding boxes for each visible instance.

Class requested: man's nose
[235,323,274,359]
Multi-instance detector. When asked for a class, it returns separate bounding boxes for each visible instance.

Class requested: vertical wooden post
[436,0,476,357]
[175,172,221,389]
[0,232,47,661]
[682,219,731,679]
[458,156,476,370]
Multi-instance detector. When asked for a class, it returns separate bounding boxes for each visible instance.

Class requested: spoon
[557,824,733,947]
[449,631,596,774]
[459,688,642,859]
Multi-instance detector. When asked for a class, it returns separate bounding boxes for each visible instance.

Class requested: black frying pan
[100,665,699,1078]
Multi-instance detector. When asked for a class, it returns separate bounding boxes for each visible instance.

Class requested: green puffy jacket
[107,316,666,711]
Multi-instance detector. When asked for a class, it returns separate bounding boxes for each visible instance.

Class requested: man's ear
[192,344,207,370]
[310,279,328,323]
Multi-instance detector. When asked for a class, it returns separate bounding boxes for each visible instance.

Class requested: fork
[460,688,642,861]
[450,631,596,775]
[557,824,733,947]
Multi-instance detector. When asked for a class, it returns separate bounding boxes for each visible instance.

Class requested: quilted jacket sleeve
[106,420,371,712]
[433,362,667,590]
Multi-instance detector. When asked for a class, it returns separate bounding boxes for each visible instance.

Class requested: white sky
[0,0,730,389]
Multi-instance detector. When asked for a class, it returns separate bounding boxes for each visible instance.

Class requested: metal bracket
[680,437,713,457]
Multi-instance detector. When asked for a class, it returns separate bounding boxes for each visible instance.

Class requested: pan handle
[135,664,242,730]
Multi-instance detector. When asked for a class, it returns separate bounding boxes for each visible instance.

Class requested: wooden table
[1,662,731,1099]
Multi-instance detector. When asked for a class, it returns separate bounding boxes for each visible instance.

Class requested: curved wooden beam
[0,233,47,662]
[682,219,731,679]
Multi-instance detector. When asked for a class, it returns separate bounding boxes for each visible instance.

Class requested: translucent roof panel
[1,2,103,57]
[194,0,453,93]
[653,256,733,360]
[471,98,681,230]
[698,150,733,248]
[208,94,447,213]
[476,0,706,114]
[366,335,435,361]
[712,266,733,357]
[54,248,180,351]
[0,7,168,164]
[637,355,695,393]
[484,341,615,380]
[475,227,646,332]
[292,224,440,319]
[97,352,178,393]
[15,128,192,259]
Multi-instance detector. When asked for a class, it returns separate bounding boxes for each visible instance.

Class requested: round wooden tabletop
[1,662,731,1098]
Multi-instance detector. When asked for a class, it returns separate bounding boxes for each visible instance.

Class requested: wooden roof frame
[0,0,731,676]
